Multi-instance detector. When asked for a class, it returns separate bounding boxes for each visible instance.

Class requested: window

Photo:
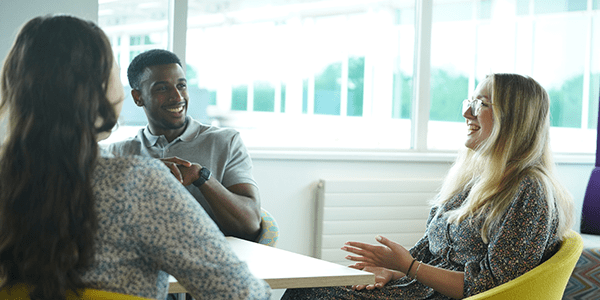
[98,0,169,143]
[99,0,598,154]
[185,0,415,149]
[428,0,598,153]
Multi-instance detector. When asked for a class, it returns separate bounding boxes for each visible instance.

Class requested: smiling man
[107,49,261,242]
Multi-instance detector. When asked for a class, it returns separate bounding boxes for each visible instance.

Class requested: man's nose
[170,87,184,101]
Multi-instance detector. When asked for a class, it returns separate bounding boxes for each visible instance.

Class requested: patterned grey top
[79,153,271,300]
[414,175,560,298]
[282,175,560,299]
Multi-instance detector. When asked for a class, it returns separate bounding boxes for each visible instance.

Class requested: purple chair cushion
[582,168,600,234]
[581,89,600,235]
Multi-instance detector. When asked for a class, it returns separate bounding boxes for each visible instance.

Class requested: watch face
[200,167,211,180]
[193,167,211,187]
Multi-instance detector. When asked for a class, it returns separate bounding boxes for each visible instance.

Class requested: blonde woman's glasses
[462,99,490,117]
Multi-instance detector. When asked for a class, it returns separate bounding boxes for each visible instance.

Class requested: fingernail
[376,235,383,241]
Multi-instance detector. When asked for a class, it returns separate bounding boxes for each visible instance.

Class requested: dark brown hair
[0,15,116,299]
[127,49,181,89]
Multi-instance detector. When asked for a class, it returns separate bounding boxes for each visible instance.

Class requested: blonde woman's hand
[348,265,400,290]
[342,235,413,274]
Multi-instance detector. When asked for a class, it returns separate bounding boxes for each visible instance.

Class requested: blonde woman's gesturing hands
[341,235,414,275]
[343,235,465,299]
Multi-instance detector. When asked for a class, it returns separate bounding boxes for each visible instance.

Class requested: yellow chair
[257,208,279,247]
[0,283,153,299]
[77,289,153,300]
[465,230,583,300]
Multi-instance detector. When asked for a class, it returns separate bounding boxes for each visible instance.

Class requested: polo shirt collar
[178,117,201,142]
[142,116,199,146]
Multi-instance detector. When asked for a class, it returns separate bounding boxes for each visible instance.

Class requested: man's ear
[132,89,144,107]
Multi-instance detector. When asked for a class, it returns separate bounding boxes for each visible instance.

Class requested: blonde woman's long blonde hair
[433,73,574,243]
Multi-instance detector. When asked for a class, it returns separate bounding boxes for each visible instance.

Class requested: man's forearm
[198,179,261,241]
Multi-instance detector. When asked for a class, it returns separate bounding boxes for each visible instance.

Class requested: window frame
[100,0,596,163]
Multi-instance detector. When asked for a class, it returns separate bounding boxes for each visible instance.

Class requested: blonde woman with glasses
[283,73,574,300]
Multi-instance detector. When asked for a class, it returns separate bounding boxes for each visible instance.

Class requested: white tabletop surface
[169,237,375,292]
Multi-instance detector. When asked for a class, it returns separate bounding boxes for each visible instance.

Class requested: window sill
[249,148,595,165]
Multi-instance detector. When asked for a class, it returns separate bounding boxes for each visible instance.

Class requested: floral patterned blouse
[282,175,560,300]
[79,153,271,300]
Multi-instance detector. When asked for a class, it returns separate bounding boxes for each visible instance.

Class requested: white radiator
[314,178,442,266]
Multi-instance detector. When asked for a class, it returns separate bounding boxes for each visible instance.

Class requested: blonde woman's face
[463,81,494,150]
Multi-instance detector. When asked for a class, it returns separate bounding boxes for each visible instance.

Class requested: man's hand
[159,157,200,185]
[176,162,201,186]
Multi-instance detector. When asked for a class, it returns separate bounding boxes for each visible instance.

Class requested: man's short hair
[127,49,182,89]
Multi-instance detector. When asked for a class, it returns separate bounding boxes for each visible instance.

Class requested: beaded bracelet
[406,258,417,277]
[414,261,422,281]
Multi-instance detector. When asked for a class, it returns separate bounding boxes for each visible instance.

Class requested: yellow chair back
[465,230,583,300]
[0,283,153,300]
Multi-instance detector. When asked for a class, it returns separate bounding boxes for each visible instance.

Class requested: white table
[169,237,375,293]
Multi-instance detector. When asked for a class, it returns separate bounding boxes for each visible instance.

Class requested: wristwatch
[193,167,212,187]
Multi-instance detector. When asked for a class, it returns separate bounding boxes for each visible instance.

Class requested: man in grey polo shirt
[107,49,261,242]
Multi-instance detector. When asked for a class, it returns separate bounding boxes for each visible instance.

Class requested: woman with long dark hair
[0,15,270,300]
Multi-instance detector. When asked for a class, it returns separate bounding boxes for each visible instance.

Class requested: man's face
[133,63,189,133]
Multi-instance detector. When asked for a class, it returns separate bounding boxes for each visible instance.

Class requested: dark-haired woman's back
[81,153,270,299]
[0,14,270,300]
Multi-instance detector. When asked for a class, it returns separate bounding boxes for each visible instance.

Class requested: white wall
[0,0,98,63]
[252,154,594,256]
[0,0,98,140]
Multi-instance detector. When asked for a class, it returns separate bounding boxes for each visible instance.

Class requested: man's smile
[164,103,185,114]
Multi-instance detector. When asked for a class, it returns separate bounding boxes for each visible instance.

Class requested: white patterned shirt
[80,153,271,300]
